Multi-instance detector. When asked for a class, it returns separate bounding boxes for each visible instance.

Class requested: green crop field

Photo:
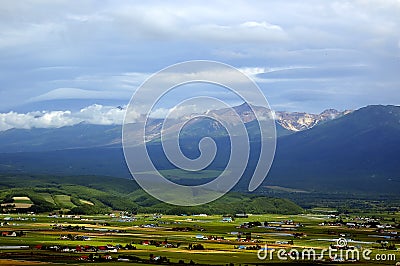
[0,211,398,265]
[53,195,76,209]
[0,174,398,265]
[38,193,55,204]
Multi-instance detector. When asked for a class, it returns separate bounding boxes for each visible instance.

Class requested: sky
[0,0,400,130]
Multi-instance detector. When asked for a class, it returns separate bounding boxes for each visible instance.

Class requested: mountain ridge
[263,104,400,193]
[0,104,398,196]
[0,104,351,152]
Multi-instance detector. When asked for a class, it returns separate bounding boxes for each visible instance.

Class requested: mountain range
[0,104,348,153]
[266,105,400,194]
[0,104,399,195]
[275,108,352,131]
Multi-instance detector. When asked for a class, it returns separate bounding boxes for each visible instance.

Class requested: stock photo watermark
[257,238,397,263]
[122,60,276,206]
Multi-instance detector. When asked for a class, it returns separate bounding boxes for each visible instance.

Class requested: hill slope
[0,174,303,215]
[265,105,400,193]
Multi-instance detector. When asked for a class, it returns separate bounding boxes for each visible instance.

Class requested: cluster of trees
[0,175,303,215]
[188,243,204,250]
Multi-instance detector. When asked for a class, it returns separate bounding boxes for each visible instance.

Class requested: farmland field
[0,211,398,265]
[11,196,33,209]
[52,195,76,209]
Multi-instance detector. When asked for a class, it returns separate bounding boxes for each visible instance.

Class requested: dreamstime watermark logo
[336,237,348,248]
[257,238,396,262]
[122,60,276,206]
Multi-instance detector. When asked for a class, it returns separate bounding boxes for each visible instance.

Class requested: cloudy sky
[0,0,400,130]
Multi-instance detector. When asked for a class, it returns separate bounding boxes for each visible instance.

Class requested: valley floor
[0,212,399,265]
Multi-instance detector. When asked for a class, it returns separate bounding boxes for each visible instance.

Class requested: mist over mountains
[0,104,399,195]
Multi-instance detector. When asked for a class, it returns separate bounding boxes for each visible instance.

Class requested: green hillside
[0,174,303,215]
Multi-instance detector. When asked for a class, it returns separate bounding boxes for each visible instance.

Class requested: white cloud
[191,21,288,43]
[149,108,170,119]
[168,104,214,119]
[0,104,130,131]
[241,21,278,29]
[0,110,76,131]
[29,88,132,102]
[239,67,269,76]
[77,104,126,125]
